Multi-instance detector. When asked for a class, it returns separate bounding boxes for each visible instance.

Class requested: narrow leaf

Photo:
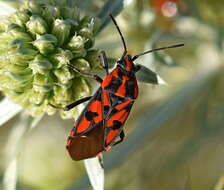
[3,114,34,190]
[96,0,134,33]
[0,98,22,127]
[84,156,104,190]
[3,158,17,190]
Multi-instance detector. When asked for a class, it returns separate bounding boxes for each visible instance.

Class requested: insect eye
[127,55,132,61]
[117,59,123,64]
[117,60,125,68]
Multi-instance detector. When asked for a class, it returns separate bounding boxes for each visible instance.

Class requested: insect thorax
[102,68,138,100]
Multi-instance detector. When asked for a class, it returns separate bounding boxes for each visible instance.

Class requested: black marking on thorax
[111,120,122,130]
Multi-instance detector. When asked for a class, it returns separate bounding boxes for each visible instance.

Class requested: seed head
[0,0,100,119]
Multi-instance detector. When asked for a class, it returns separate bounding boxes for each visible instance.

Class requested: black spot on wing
[111,120,122,130]
[105,77,122,93]
[85,110,98,121]
[103,105,110,115]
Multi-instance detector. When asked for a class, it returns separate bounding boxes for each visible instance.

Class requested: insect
[62,14,184,161]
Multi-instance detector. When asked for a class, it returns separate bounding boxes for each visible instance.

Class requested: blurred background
[0,0,224,190]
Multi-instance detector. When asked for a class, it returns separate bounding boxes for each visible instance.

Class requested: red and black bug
[62,15,184,161]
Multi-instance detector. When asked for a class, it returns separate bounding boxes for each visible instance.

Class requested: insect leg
[113,130,125,146]
[49,96,92,111]
[99,51,109,75]
[67,64,103,83]
[63,96,92,111]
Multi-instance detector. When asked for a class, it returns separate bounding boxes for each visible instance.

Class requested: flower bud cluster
[0,0,100,118]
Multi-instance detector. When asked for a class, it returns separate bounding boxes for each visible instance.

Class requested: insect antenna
[110,14,127,58]
[132,43,184,61]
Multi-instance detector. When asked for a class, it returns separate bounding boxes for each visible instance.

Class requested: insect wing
[104,98,134,147]
[66,88,104,161]
[74,88,103,135]
[67,122,104,160]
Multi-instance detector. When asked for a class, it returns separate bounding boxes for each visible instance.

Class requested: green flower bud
[60,6,79,21]
[7,25,32,42]
[85,50,100,68]
[5,71,32,83]
[28,104,45,116]
[79,18,94,38]
[11,11,30,28]
[5,64,30,75]
[29,90,46,104]
[70,58,90,72]
[53,85,73,104]
[72,78,91,99]
[33,73,53,92]
[44,103,57,115]
[52,49,74,68]
[84,38,95,49]
[67,35,85,51]
[0,0,100,119]
[22,0,43,15]
[53,66,74,84]
[29,55,53,74]
[42,5,60,24]
[8,39,37,59]
[26,15,48,35]
[33,34,57,55]
[52,19,71,46]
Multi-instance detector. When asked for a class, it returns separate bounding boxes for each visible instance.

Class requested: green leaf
[3,113,34,190]
[0,98,22,127]
[2,112,43,190]
[96,0,134,33]
[136,64,166,84]
[3,158,17,190]
[84,156,104,190]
